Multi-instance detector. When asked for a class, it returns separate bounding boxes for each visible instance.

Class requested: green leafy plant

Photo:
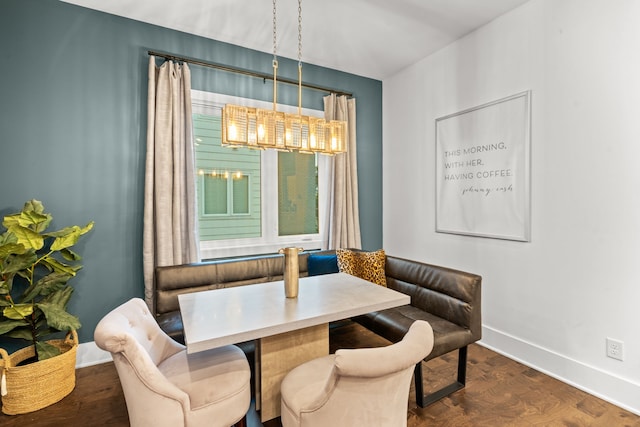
[0,200,93,361]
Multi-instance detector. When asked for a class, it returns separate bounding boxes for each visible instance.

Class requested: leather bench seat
[354,305,474,362]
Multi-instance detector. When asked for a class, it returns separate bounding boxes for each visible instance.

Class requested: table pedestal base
[257,323,329,422]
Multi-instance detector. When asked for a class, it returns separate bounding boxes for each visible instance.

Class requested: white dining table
[178,272,410,422]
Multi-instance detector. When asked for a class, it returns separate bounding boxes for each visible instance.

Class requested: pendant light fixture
[222,0,347,155]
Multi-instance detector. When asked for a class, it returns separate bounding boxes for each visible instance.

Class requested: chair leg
[414,346,468,407]
[234,415,247,427]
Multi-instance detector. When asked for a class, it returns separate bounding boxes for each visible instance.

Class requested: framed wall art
[435,91,531,241]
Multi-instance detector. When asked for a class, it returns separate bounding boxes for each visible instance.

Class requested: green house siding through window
[193,114,261,240]
[278,151,318,236]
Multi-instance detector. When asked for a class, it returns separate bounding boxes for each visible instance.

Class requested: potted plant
[0,199,93,415]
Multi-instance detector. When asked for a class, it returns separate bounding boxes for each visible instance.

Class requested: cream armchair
[280,320,434,427]
[94,298,250,427]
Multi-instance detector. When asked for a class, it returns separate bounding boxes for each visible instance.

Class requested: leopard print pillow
[336,248,387,287]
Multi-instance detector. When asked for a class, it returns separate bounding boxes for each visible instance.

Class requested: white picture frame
[435,91,531,241]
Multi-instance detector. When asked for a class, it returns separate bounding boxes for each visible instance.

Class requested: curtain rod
[148,50,353,98]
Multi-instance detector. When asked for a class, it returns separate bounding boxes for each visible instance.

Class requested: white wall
[383,0,640,414]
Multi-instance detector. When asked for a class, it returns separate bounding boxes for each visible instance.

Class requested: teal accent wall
[0,0,382,344]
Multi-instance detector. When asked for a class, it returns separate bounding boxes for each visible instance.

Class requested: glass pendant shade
[310,117,327,153]
[256,110,275,147]
[328,120,347,154]
[285,114,307,150]
[222,105,249,146]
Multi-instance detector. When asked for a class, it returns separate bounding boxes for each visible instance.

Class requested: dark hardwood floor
[1,321,638,426]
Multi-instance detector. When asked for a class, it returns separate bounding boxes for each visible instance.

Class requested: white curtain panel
[324,94,361,249]
[143,56,199,308]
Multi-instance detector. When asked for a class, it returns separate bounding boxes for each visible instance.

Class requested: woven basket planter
[0,330,78,415]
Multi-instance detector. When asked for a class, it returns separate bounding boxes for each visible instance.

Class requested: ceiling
[61,0,530,80]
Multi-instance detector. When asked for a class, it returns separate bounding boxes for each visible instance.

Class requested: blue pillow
[307,254,339,276]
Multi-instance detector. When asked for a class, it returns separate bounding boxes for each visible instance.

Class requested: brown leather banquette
[153,250,481,407]
[352,255,482,407]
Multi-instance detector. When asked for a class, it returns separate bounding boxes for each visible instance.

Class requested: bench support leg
[414,346,467,407]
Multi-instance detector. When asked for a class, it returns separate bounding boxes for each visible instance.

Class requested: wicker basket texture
[0,330,78,415]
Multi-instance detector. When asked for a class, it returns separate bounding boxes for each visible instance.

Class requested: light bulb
[229,124,237,141]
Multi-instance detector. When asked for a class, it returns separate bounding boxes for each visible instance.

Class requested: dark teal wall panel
[0,0,382,344]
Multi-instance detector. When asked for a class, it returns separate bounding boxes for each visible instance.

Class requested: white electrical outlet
[606,338,624,361]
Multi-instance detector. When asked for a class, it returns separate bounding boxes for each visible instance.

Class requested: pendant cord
[273,0,278,111]
[297,0,303,115]
[217,0,347,154]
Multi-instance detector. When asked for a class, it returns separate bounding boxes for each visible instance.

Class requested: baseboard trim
[479,325,640,416]
[76,340,112,368]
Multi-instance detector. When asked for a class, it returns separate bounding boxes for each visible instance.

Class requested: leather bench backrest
[385,255,482,341]
[154,251,338,316]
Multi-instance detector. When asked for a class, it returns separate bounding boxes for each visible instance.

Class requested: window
[202,173,228,215]
[192,90,329,259]
[232,174,250,214]
[200,171,250,215]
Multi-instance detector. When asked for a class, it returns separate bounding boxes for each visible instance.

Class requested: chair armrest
[112,346,191,409]
[335,321,433,377]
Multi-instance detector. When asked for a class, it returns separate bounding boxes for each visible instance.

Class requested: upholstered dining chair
[280,320,434,427]
[94,298,250,427]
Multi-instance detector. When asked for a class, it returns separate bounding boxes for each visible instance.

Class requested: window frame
[192,90,330,259]
[199,171,251,217]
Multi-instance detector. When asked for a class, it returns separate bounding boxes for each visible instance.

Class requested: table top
[178,272,410,354]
